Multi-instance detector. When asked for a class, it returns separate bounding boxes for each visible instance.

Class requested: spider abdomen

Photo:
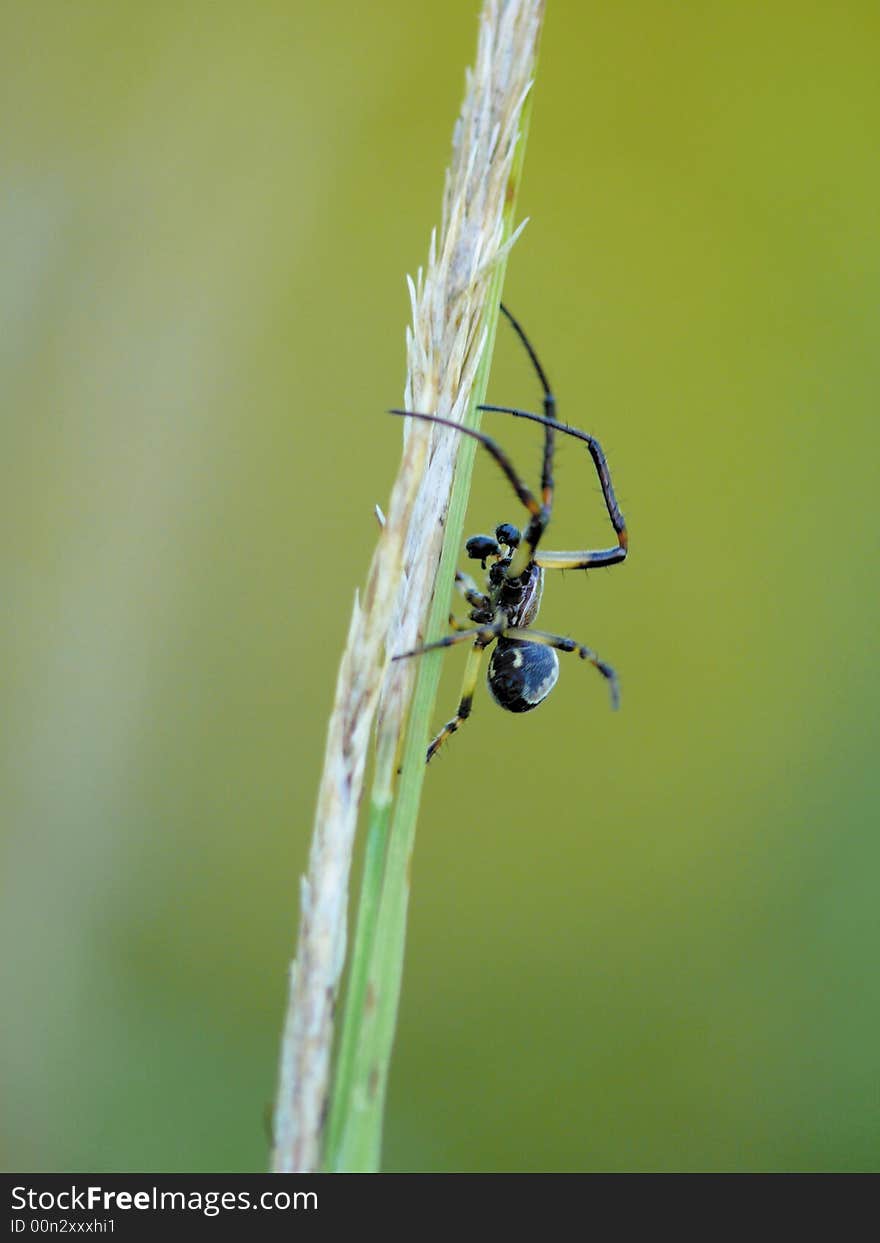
[487,637,559,714]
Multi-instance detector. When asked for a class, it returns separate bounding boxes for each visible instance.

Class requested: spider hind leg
[504,626,620,709]
[426,637,494,763]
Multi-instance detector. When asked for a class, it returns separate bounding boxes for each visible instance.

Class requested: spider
[391,303,628,763]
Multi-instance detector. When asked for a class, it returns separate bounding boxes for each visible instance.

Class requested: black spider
[392,303,628,763]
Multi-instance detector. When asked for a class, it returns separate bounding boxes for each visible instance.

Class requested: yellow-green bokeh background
[3,1,879,1172]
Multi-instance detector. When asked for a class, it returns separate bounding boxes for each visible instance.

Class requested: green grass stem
[324,14,541,1170]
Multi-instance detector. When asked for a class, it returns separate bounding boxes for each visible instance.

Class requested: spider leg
[504,626,620,709]
[454,570,491,612]
[389,407,554,577]
[392,609,505,763]
[426,635,496,763]
[477,405,628,564]
[498,304,556,509]
[389,410,541,520]
[392,618,503,661]
[536,547,627,570]
[448,568,495,632]
[459,305,562,578]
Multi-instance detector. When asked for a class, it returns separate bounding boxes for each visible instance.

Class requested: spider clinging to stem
[391,303,629,764]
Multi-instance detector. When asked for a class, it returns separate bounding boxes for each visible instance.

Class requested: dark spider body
[488,637,559,714]
[391,303,629,763]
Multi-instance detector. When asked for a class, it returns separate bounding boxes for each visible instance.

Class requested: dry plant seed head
[272,0,545,1174]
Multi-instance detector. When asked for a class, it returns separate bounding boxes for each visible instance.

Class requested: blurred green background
[3,1,879,1172]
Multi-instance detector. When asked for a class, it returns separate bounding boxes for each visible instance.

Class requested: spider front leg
[536,546,627,571]
[476,406,629,568]
[504,626,620,709]
[532,428,627,568]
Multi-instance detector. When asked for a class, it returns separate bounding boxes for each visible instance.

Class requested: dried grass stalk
[272,0,545,1174]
